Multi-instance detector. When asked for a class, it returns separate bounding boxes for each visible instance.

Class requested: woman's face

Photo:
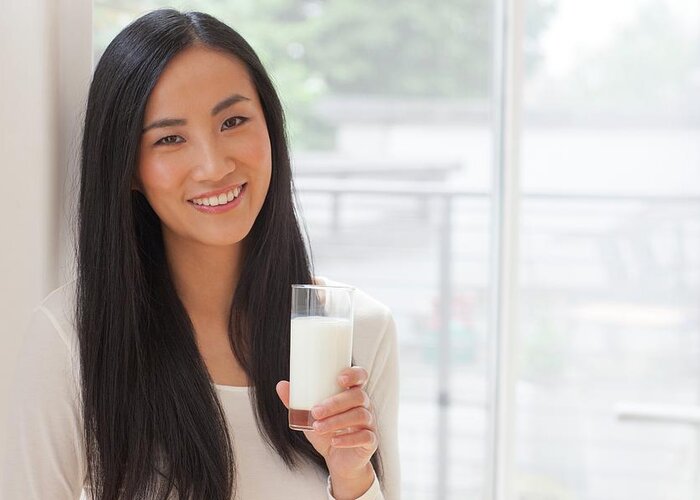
[136,45,272,248]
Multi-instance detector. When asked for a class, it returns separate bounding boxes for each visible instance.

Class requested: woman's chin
[194,234,248,247]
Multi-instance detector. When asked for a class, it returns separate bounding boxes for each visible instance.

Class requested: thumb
[276,380,290,409]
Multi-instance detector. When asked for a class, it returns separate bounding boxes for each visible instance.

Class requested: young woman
[0,9,400,500]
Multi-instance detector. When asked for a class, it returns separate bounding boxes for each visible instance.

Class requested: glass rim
[291,284,355,291]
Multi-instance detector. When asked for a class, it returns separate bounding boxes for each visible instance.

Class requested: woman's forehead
[145,46,257,115]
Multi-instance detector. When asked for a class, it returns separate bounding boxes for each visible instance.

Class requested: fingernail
[312,406,324,418]
[339,375,349,385]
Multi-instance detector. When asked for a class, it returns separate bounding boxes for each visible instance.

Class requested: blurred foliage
[95,0,555,149]
[539,0,700,113]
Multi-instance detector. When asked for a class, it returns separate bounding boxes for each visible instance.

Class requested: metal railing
[296,178,484,499]
[296,177,700,499]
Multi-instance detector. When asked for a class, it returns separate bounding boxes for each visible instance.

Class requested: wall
[0,0,92,448]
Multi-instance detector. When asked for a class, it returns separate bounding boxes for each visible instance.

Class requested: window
[91,1,700,498]
[516,1,700,499]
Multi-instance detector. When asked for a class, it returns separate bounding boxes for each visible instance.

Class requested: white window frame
[485,0,523,498]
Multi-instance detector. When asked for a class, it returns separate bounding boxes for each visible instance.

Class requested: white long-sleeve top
[0,276,401,499]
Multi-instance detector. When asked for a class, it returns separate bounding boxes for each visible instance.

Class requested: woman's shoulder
[13,279,82,409]
[313,275,396,360]
[314,275,393,325]
[32,278,78,350]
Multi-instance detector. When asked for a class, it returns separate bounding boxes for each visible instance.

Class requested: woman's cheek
[140,156,183,192]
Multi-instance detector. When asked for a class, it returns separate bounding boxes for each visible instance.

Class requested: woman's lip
[188,183,247,214]
[188,182,246,201]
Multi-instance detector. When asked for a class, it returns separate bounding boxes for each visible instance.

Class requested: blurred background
[2,0,700,499]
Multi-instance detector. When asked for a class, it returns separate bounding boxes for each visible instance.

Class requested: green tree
[550,0,699,113]
[95,0,555,148]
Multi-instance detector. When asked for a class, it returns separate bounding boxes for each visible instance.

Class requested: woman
[0,8,400,500]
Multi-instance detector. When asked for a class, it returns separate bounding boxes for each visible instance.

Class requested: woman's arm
[361,309,401,500]
[276,304,402,499]
[325,307,403,500]
[327,308,402,500]
[0,306,85,499]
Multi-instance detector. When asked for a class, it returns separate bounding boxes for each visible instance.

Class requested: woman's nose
[192,138,236,180]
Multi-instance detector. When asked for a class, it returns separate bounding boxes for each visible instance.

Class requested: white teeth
[191,185,244,206]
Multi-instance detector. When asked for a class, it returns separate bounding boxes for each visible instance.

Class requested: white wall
[0,0,91,447]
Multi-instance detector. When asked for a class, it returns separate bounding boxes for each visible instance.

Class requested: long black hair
[76,8,382,500]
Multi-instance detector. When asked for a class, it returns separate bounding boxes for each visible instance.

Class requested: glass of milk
[288,284,355,431]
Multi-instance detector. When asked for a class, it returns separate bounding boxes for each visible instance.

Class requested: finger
[329,429,378,452]
[312,406,374,435]
[275,380,290,409]
[337,366,369,389]
[311,387,370,420]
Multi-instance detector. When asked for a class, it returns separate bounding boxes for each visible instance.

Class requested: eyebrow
[142,93,251,133]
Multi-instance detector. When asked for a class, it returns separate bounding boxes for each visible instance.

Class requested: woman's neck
[162,228,244,332]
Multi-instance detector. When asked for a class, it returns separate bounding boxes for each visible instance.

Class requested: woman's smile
[188,182,248,214]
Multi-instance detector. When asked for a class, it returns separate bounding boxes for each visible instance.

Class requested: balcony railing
[295,176,700,499]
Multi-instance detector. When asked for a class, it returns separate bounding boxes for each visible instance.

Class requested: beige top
[0,276,401,499]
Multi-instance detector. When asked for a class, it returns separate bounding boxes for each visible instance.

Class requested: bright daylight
[1,0,699,499]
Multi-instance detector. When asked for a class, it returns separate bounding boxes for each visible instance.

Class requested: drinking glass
[288,284,355,431]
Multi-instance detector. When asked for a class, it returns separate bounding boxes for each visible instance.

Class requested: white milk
[289,316,353,410]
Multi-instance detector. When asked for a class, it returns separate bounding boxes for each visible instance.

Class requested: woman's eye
[222,116,248,130]
[155,135,182,146]
[154,117,247,146]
